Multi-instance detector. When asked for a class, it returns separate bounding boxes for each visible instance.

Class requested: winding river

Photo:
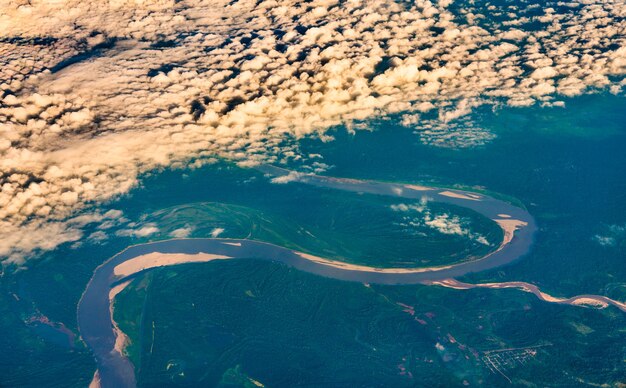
[77,166,625,388]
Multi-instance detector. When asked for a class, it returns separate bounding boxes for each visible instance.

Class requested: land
[113,260,626,387]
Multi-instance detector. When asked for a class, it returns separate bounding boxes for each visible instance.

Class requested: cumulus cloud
[210,227,225,238]
[115,223,160,238]
[170,227,193,238]
[594,235,616,247]
[424,214,466,235]
[593,224,626,248]
[270,170,304,184]
[0,0,624,264]
[390,198,430,213]
[391,200,490,245]
[87,230,108,243]
[0,208,126,264]
[423,213,489,245]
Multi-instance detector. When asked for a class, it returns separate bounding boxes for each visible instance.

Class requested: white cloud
[424,214,465,236]
[390,198,429,213]
[88,230,108,243]
[530,67,558,80]
[115,223,159,238]
[392,201,490,245]
[594,235,616,247]
[593,224,626,248]
[210,227,224,238]
[270,171,304,184]
[170,227,193,238]
[0,208,125,264]
[423,213,490,245]
[0,0,624,264]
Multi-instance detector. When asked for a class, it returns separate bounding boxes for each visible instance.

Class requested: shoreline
[109,280,132,356]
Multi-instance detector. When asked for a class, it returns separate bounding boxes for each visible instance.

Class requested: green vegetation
[115,261,459,387]
[141,194,503,269]
[115,260,626,387]
[217,365,265,388]
[0,276,95,387]
[113,274,153,370]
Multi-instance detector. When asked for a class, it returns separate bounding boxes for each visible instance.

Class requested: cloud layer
[0,0,624,263]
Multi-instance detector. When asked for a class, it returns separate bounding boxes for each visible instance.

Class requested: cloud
[594,235,616,247]
[270,170,304,184]
[0,208,126,264]
[210,227,224,238]
[391,200,490,245]
[0,0,624,264]
[530,67,558,80]
[424,214,465,236]
[87,230,109,243]
[170,227,193,238]
[390,198,429,213]
[423,213,489,245]
[115,223,160,238]
[593,224,626,248]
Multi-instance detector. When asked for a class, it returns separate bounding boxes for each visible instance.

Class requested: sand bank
[295,252,454,273]
[89,371,101,388]
[494,219,527,245]
[538,291,565,303]
[439,190,481,201]
[404,184,433,191]
[109,280,132,355]
[431,279,626,313]
[571,298,609,308]
[113,252,232,277]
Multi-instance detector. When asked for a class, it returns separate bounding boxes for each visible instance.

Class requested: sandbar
[571,298,609,308]
[429,279,626,313]
[89,371,101,388]
[538,291,565,303]
[404,184,433,191]
[113,252,232,277]
[295,252,454,273]
[494,219,527,245]
[439,190,481,201]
